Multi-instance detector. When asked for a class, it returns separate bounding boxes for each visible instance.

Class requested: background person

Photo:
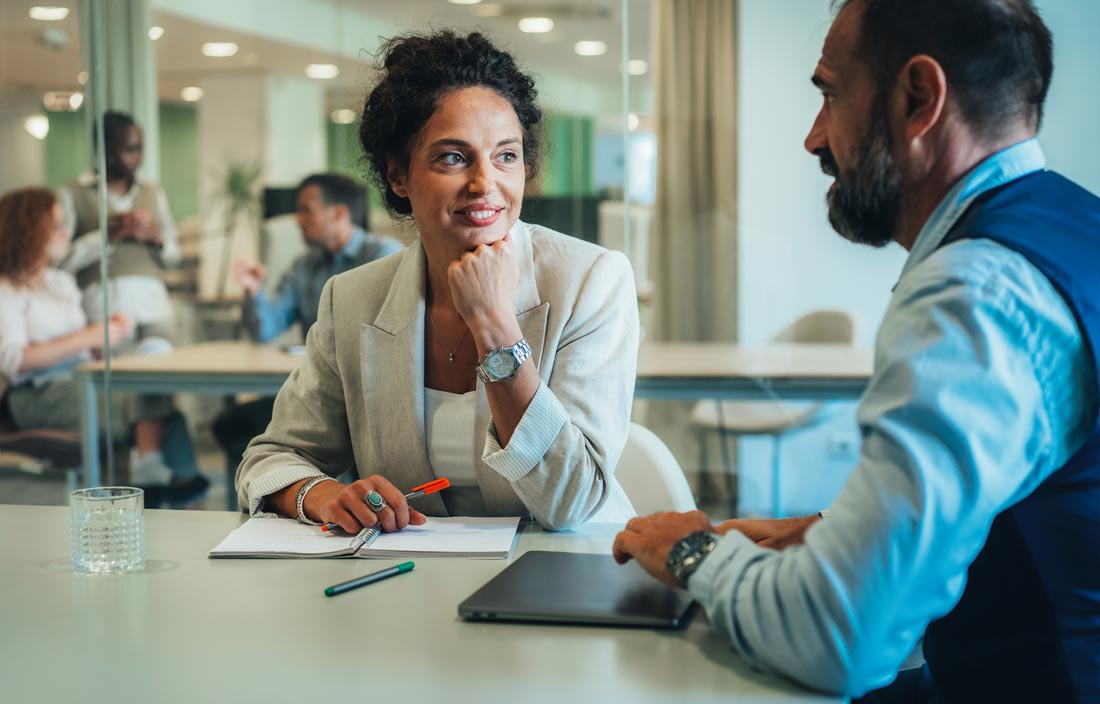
[0,187,206,506]
[213,173,403,493]
[236,31,638,532]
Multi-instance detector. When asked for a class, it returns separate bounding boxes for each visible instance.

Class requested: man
[214,173,403,495]
[614,1,1100,701]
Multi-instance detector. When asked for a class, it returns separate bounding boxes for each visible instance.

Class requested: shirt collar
[328,226,366,263]
[901,138,1046,279]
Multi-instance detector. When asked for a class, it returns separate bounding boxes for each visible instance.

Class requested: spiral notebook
[209,516,521,559]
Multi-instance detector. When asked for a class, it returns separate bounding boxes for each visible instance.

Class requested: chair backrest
[616,423,697,515]
[772,309,855,345]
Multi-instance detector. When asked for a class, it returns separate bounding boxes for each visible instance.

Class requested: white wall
[730,0,1100,517]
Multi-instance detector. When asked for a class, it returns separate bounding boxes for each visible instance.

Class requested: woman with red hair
[0,187,205,505]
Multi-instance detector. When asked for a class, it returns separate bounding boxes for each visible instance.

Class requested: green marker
[324,561,415,597]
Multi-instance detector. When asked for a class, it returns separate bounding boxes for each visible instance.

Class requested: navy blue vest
[925,171,1100,703]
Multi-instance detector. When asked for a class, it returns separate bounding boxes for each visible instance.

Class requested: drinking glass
[71,487,145,573]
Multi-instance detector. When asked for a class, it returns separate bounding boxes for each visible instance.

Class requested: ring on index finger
[364,489,388,514]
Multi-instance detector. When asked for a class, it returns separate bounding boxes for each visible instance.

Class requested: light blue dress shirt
[689,139,1098,696]
[244,227,404,342]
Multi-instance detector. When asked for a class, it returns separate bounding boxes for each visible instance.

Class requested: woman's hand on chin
[447,234,522,347]
[304,474,427,534]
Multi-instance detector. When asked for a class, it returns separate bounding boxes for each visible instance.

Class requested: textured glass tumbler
[71,487,145,573]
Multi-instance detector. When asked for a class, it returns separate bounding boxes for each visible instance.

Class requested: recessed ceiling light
[331,109,356,124]
[574,40,607,57]
[148,26,164,41]
[24,116,50,140]
[627,59,648,76]
[42,91,82,111]
[306,64,340,80]
[29,6,69,21]
[77,71,88,85]
[447,0,482,4]
[202,42,238,58]
[518,17,554,34]
[470,3,503,17]
[180,86,204,102]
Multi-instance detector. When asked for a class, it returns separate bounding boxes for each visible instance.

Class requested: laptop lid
[458,551,696,629]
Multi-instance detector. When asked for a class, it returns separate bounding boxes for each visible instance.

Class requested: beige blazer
[237,221,639,529]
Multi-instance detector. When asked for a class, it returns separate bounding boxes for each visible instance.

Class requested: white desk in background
[0,505,841,704]
[76,341,873,486]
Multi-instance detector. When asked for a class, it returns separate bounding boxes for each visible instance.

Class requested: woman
[0,187,205,505]
[237,31,639,531]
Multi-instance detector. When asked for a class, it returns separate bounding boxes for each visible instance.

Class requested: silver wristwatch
[666,531,719,587]
[476,338,532,383]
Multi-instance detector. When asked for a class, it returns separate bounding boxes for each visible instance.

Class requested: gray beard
[824,112,901,248]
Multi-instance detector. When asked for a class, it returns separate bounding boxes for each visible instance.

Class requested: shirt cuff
[687,530,769,612]
[482,382,568,482]
[245,464,327,517]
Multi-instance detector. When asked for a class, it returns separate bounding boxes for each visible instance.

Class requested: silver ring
[364,489,387,513]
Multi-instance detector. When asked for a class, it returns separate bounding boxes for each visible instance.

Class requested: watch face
[487,349,516,379]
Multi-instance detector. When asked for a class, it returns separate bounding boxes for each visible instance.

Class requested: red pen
[321,478,451,532]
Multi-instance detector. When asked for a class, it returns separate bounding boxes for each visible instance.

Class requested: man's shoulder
[355,231,405,265]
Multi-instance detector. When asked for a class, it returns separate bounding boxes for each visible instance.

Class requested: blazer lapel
[361,241,449,516]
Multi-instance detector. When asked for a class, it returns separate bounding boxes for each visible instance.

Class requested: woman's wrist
[468,311,523,354]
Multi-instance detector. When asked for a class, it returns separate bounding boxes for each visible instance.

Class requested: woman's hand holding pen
[304,475,427,534]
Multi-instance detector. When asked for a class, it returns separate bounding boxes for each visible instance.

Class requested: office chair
[692,309,855,518]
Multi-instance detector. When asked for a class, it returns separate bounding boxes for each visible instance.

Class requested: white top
[0,269,89,384]
[57,174,178,325]
[424,387,479,486]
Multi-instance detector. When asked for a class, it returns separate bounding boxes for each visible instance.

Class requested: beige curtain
[651,0,739,343]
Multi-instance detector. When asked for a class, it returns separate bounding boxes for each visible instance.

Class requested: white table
[76,341,873,487]
[0,505,841,703]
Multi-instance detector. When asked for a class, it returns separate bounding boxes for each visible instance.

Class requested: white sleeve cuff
[482,382,568,482]
[244,464,327,517]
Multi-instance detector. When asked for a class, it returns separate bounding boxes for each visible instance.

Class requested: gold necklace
[426,306,470,363]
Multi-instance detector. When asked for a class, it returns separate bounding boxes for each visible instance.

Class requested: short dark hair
[297,173,368,227]
[838,0,1053,138]
[358,30,543,216]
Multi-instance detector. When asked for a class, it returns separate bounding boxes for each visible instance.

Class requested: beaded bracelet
[295,476,334,525]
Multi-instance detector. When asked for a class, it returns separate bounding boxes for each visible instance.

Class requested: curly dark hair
[359,30,543,216]
[0,187,57,285]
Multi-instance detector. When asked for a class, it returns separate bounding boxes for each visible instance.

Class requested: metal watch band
[476,338,532,383]
[667,531,719,587]
[295,476,334,525]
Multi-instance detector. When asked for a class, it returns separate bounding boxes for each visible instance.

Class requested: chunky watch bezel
[476,338,532,383]
[666,531,719,587]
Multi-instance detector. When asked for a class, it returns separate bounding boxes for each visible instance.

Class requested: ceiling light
[331,109,356,124]
[77,70,88,85]
[306,64,340,80]
[574,40,607,57]
[42,91,82,111]
[447,0,482,4]
[148,26,164,41]
[202,42,238,58]
[470,3,503,17]
[180,86,204,102]
[29,6,69,21]
[518,17,554,34]
[627,59,648,76]
[628,113,640,131]
[24,116,50,140]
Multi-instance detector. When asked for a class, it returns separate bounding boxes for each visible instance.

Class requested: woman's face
[44,203,72,264]
[390,86,526,258]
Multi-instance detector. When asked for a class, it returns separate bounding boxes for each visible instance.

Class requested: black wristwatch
[666,531,719,587]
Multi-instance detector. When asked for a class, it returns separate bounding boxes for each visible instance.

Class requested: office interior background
[2,0,1098,517]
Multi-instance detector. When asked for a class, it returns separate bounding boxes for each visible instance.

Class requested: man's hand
[107,209,160,246]
[714,514,821,550]
[613,510,715,588]
[231,257,267,297]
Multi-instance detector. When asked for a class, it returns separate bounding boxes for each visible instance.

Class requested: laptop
[458,551,696,629]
